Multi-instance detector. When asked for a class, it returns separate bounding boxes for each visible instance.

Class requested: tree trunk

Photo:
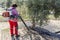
[32,16,35,27]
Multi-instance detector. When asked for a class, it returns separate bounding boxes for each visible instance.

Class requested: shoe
[15,35,20,40]
[11,35,15,40]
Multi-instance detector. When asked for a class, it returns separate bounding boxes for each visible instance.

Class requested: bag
[2,9,12,17]
[2,11,10,17]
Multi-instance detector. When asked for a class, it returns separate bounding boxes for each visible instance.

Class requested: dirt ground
[0,20,60,40]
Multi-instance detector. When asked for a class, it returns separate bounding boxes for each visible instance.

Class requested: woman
[8,4,19,40]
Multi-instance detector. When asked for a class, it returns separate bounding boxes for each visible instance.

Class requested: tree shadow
[30,26,60,40]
